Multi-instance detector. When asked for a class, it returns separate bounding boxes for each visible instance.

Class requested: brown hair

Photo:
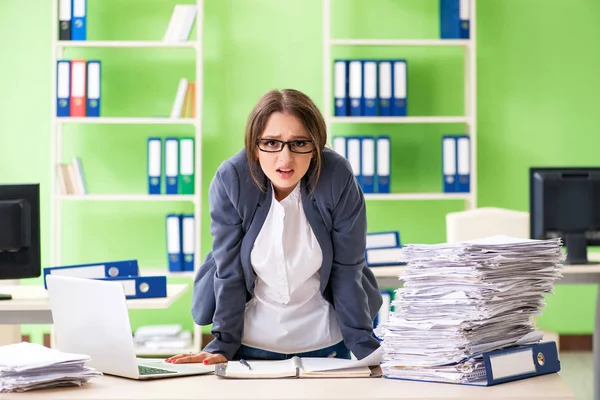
[244,89,327,192]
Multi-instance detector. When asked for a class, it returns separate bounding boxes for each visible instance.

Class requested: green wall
[1,0,599,344]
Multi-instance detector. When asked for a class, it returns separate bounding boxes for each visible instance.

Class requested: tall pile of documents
[378,236,564,384]
[0,342,101,393]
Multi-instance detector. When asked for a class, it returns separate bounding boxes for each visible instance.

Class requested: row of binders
[42,260,167,299]
[56,60,100,117]
[58,1,198,42]
[56,157,87,195]
[442,134,470,193]
[148,137,195,195]
[166,213,195,272]
[334,60,406,117]
[332,136,390,194]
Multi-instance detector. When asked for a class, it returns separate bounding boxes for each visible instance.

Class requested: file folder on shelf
[360,137,375,193]
[86,60,101,117]
[333,60,348,117]
[179,137,195,194]
[348,60,363,116]
[367,231,400,249]
[166,214,182,272]
[440,0,470,39]
[70,60,86,117]
[378,61,392,116]
[456,135,470,193]
[56,60,70,117]
[71,0,87,41]
[43,260,139,289]
[58,0,71,40]
[346,137,361,184]
[392,60,407,116]
[182,214,195,272]
[98,276,167,299]
[147,137,162,195]
[164,138,179,195]
[442,135,457,193]
[362,60,378,117]
[376,136,390,193]
[332,136,346,159]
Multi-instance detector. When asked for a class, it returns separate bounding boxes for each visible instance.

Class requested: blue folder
[440,0,470,39]
[56,60,70,117]
[43,259,139,289]
[71,0,87,41]
[333,60,349,116]
[98,275,167,299]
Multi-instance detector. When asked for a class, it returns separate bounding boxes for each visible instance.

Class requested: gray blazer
[192,147,383,360]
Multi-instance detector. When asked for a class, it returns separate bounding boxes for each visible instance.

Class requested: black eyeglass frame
[255,139,315,154]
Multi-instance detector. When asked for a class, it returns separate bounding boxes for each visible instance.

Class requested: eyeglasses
[256,139,315,154]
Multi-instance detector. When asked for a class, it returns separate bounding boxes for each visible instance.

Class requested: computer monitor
[0,184,41,299]
[529,168,600,265]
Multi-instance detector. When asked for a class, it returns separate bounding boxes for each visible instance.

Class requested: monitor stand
[565,233,600,265]
[0,293,12,300]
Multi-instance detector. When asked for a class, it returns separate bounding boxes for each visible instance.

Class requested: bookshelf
[49,0,204,357]
[322,0,477,209]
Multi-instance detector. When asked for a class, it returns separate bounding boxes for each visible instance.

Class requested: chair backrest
[446,207,530,243]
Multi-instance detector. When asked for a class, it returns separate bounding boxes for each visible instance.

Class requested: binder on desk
[442,135,457,192]
[332,136,346,158]
[164,138,179,195]
[182,214,195,272]
[166,214,182,272]
[456,135,470,192]
[385,342,560,386]
[365,247,405,267]
[69,60,86,117]
[348,60,363,116]
[333,60,348,116]
[71,0,86,41]
[367,231,400,249]
[58,0,71,40]
[378,61,392,116]
[56,60,70,117]
[362,60,378,117]
[43,260,139,289]
[147,137,162,195]
[374,290,393,329]
[98,276,167,299]
[392,61,407,116]
[376,136,390,193]
[86,60,101,117]
[346,137,361,184]
[179,137,195,194]
[360,137,375,193]
[440,0,470,39]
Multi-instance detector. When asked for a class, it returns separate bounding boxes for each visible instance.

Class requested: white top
[242,184,343,353]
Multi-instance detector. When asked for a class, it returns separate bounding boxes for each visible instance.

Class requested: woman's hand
[165,351,227,365]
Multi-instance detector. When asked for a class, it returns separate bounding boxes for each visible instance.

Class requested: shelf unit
[322,0,477,209]
[49,0,204,357]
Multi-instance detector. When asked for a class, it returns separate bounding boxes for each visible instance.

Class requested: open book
[215,348,383,379]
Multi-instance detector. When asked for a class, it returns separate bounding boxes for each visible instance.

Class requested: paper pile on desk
[0,342,101,393]
[378,235,564,384]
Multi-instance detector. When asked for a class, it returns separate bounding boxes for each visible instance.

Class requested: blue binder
[365,246,405,267]
[348,60,363,116]
[86,60,100,117]
[440,0,470,39]
[346,137,362,185]
[98,275,167,299]
[376,136,391,193]
[456,135,470,192]
[166,214,183,272]
[362,60,378,117]
[56,60,70,117]
[164,138,179,194]
[182,214,195,271]
[367,231,400,249]
[442,135,457,193]
[385,342,560,386]
[71,0,87,41]
[360,137,375,193]
[43,259,139,289]
[147,137,162,195]
[333,60,349,116]
[392,60,407,116]
[378,61,392,116]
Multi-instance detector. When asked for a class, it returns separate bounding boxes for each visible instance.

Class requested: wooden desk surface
[0,373,575,400]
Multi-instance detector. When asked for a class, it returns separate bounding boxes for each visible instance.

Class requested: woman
[166,89,382,365]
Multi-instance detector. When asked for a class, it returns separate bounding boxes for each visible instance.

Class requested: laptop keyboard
[138,365,177,375]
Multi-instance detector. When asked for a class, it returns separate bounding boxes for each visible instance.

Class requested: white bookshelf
[322,0,477,209]
[49,0,204,356]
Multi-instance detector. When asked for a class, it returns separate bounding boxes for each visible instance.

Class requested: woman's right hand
[165,351,227,365]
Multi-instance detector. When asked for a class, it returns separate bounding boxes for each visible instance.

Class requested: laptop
[46,274,213,380]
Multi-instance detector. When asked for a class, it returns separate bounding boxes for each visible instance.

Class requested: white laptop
[46,274,213,380]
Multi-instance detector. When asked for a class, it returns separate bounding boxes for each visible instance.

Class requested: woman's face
[256,112,314,201]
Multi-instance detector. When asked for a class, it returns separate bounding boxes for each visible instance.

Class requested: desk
[0,373,576,400]
[0,284,188,325]
[370,264,600,400]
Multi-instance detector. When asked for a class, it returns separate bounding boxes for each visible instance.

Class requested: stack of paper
[0,342,101,393]
[378,235,564,384]
[134,324,191,352]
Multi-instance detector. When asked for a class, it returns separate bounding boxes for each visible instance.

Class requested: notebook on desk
[216,349,383,379]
